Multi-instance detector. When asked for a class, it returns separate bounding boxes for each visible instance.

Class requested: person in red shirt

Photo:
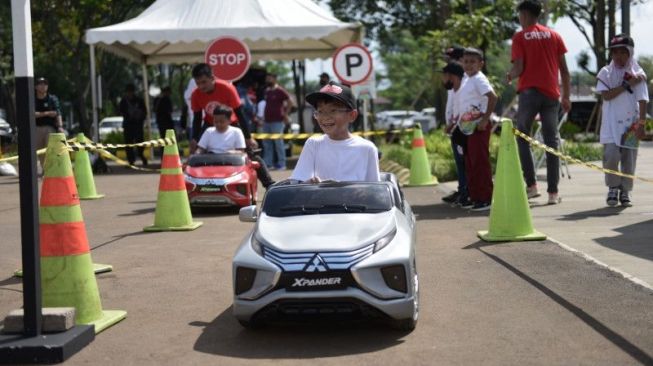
[506,0,570,205]
[262,73,294,170]
[190,63,274,188]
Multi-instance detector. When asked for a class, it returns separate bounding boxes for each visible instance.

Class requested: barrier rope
[512,127,653,184]
[251,128,413,140]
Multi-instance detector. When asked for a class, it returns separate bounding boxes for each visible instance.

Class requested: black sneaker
[442,191,460,203]
[606,187,619,207]
[619,190,632,207]
[458,198,474,209]
[470,202,491,211]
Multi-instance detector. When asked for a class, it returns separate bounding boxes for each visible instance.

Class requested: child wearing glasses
[290,82,380,182]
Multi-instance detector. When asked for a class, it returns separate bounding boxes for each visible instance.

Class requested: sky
[305,2,653,81]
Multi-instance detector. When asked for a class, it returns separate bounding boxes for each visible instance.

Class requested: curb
[548,236,653,292]
[379,158,410,186]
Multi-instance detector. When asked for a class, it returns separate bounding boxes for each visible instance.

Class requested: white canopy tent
[85,0,363,140]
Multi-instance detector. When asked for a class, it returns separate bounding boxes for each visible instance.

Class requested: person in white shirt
[454,48,498,211]
[196,106,245,154]
[596,34,648,207]
[290,82,380,182]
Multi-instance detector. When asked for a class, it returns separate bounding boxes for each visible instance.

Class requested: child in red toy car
[196,106,246,154]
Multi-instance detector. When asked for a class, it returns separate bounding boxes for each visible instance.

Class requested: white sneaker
[548,193,561,205]
[527,185,541,199]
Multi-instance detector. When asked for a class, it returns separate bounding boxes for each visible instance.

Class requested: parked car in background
[99,116,123,140]
[413,107,438,132]
[375,110,421,131]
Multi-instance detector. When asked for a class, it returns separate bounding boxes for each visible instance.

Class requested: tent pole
[291,60,304,133]
[90,45,98,142]
[141,61,152,157]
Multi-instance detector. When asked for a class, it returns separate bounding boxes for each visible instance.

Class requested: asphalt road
[1,169,652,365]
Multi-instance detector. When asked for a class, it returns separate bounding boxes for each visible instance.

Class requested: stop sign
[204,37,251,81]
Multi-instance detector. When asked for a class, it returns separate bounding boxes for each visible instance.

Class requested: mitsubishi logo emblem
[304,254,328,272]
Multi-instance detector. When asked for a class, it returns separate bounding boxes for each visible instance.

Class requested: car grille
[253,298,388,322]
[262,243,375,272]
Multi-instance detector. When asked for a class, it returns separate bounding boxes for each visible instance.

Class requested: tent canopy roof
[85,0,363,64]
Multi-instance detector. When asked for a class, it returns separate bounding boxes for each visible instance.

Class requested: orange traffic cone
[40,133,126,333]
[144,129,202,231]
[406,124,438,186]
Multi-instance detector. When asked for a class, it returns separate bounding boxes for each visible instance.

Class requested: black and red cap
[306,81,356,110]
[609,34,635,49]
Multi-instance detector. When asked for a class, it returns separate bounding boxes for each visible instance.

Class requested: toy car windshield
[187,153,246,167]
[263,182,393,217]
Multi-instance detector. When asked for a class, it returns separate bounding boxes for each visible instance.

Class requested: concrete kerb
[547,236,653,292]
[379,158,410,186]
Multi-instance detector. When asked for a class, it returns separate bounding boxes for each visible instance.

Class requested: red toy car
[184,153,259,208]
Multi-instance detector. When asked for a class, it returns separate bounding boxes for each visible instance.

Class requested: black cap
[442,63,465,78]
[444,46,465,61]
[306,81,356,110]
[35,77,48,85]
[319,72,330,79]
[609,34,634,49]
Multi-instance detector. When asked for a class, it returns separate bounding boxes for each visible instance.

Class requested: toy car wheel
[238,319,263,329]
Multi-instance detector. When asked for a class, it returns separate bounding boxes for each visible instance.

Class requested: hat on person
[441,63,465,78]
[319,72,330,79]
[305,81,356,110]
[35,77,48,85]
[609,34,635,49]
[463,47,484,60]
[444,46,465,61]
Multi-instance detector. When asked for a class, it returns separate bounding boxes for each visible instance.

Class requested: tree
[0,0,155,133]
[328,0,450,48]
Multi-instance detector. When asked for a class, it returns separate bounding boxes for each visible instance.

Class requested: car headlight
[250,234,264,256]
[374,228,397,252]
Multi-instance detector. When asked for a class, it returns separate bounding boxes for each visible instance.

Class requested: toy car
[232,173,419,330]
[184,153,259,208]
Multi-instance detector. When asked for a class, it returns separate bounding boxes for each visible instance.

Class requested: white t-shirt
[452,72,493,135]
[197,126,245,153]
[290,135,380,182]
[596,67,648,147]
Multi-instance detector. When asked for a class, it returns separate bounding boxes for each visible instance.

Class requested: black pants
[123,124,146,165]
[247,149,275,188]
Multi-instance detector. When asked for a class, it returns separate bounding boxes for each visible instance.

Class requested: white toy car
[232,173,419,330]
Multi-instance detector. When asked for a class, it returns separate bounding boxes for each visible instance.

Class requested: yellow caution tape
[66,137,175,152]
[96,149,160,172]
[513,128,653,184]
[251,128,413,140]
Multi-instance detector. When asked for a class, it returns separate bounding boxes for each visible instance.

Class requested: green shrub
[101,131,124,144]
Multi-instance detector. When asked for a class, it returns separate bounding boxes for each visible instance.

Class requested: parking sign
[332,43,373,85]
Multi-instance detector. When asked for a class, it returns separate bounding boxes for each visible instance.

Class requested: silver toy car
[232,173,419,330]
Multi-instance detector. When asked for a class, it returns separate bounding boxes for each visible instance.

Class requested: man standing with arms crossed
[34,77,64,174]
[507,0,571,205]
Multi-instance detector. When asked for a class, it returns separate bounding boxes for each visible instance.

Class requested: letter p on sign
[204,36,251,82]
[332,43,373,85]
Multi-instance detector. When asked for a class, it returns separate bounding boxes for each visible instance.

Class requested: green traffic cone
[477,119,546,242]
[144,129,202,231]
[406,123,438,186]
[40,133,126,333]
[73,133,104,200]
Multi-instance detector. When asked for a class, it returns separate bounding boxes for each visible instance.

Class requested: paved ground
[439,140,653,289]
[0,148,652,365]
